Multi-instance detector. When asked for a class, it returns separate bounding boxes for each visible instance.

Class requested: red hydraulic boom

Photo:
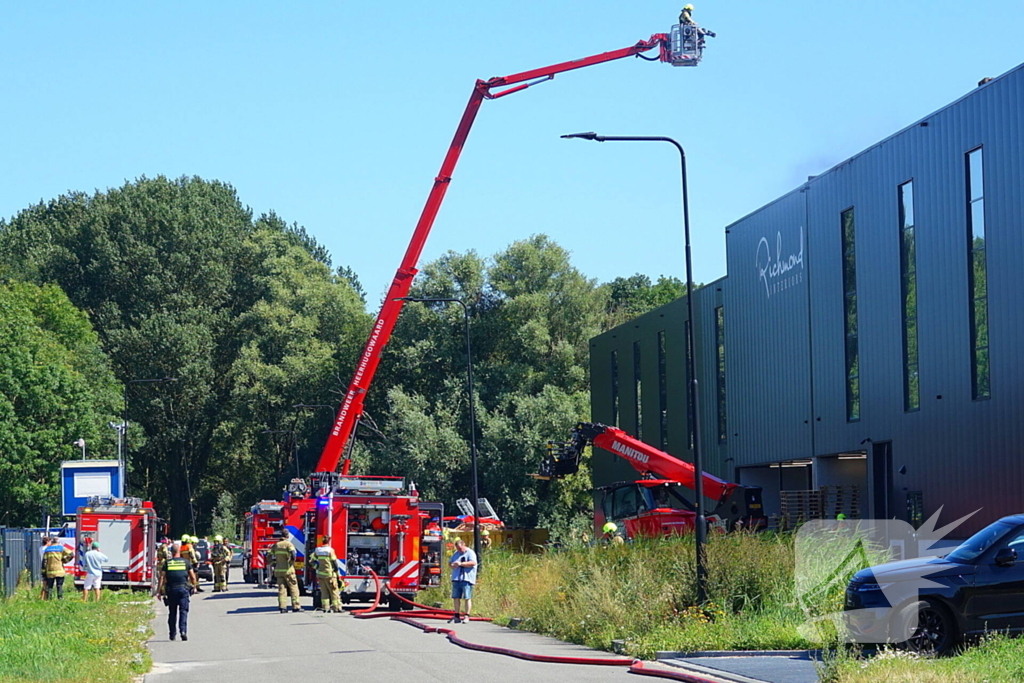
[316,24,707,475]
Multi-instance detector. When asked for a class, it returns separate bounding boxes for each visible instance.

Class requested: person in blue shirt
[448,538,477,624]
[82,542,109,602]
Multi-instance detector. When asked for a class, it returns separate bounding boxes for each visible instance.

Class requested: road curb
[657,659,773,683]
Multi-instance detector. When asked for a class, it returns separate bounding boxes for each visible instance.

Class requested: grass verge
[818,637,1024,683]
[0,579,153,683]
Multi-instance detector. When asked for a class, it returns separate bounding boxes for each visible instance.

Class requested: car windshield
[946,520,1016,563]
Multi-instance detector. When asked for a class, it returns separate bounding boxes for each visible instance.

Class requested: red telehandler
[264,17,712,606]
[536,423,765,539]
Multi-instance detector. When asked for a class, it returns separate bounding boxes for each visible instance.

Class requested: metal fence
[0,528,43,598]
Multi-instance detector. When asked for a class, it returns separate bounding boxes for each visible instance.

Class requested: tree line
[0,176,686,538]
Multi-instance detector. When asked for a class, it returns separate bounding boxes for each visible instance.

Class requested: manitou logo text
[756,227,804,298]
[611,443,650,465]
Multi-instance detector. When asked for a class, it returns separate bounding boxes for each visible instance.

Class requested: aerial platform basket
[669,24,704,66]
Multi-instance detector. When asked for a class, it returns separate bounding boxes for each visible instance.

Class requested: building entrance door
[871,441,894,519]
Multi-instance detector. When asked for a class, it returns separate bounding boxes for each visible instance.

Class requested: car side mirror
[995,547,1018,567]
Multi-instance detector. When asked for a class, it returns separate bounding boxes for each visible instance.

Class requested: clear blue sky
[3,2,1023,305]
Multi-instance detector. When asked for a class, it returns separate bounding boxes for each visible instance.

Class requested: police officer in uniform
[211,535,231,592]
[271,529,303,613]
[311,536,344,613]
[157,542,197,641]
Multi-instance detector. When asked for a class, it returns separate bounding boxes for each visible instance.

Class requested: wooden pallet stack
[779,485,862,530]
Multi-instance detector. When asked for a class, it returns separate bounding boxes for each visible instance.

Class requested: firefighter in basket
[211,535,231,592]
[271,528,303,613]
[311,535,344,613]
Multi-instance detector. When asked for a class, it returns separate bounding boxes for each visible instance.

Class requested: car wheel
[895,599,959,656]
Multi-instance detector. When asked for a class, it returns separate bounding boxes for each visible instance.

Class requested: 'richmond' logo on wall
[756,227,805,298]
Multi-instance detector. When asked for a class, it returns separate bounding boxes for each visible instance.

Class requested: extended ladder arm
[315,33,686,475]
[538,422,739,503]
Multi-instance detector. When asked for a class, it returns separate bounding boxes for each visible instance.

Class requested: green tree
[363,235,604,536]
[0,282,121,526]
[0,177,370,533]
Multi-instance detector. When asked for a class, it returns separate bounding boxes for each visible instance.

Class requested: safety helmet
[481,529,490,536]
[602,522,618,534]
[684,4,694,10]
[181,534,190,543]
[214,535,223,542]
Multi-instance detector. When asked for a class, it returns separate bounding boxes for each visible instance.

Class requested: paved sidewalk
[660,651,820,683]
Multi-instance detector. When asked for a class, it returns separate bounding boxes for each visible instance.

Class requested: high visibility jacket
[42,546,73,578]
[311,545,339,578]
[211,543,231,564]
[181,543,199,565]
[271,539,297,575]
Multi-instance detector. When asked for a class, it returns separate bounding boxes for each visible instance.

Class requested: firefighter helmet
[602,522,618,534]
[181,534,190,543]
[684,4,695,10]
[214,535,223,542]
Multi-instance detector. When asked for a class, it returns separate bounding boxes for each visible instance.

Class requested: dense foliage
[0,177,369,530]
[0,178,681,534]
[0,282,121,525]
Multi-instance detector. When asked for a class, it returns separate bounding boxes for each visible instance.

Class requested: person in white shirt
[82,542,109,602]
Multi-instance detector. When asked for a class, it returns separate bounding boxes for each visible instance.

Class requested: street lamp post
[396,296,481,564]
[561,131,707,605]
[123,377,178,494]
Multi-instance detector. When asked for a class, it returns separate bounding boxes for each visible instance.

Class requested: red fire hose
[351,570,709,681]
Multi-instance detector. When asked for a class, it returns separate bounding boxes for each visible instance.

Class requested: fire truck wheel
[388,595,407,612]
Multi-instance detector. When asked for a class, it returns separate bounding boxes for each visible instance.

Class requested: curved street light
[562,132,707,605]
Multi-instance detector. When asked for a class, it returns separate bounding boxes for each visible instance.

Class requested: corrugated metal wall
[589,61,1024,534]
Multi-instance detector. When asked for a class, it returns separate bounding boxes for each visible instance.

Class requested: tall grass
[0,580,152,683]
[818,637,1024,683]
[425,531,834,658]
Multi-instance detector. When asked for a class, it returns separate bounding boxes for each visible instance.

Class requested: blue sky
[3,2,1023,306]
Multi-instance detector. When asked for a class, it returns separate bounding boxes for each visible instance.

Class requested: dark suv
[845,514,1024,654]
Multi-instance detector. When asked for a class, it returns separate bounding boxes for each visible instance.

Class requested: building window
[685,320,695,451]
[715,306,727,443]
[633,341,643,439]
[966,147,990,399]
[611,350,619,425]
[898,181,920,412]
[842,207,860,421]
[658,330,668,450]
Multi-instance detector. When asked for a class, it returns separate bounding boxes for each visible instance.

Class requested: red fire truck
[294,474,433,610]
[248,16,707,605]
[242,499,285,587]
[74,496,161,591]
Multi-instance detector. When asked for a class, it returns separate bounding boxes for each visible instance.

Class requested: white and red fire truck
[74,496,161,591]
[242,499,286,586]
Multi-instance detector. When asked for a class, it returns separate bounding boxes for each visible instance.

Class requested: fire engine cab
[74,496,160,591]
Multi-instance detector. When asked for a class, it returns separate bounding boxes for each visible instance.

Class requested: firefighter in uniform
[41,537,73,600]
[211,535,231,592]
[271,529,303,613]
[180,535,204,592]
[156,537,171,565]
[311,536,344,613]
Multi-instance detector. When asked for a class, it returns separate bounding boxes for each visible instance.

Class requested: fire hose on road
[350,570,738,682]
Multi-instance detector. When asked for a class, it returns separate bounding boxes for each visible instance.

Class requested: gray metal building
[590,63,1024,535]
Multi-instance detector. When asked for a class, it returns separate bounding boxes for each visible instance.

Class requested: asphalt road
[144,576,681,683]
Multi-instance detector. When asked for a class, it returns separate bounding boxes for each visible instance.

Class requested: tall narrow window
[611,351,619,425]
[658,331,668,450]
[841,208,860,421]
[899,181,920,411]
[715,306,727,443]
[685,320,695,451]
[966,147,990,399]
[633,341,643,439]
